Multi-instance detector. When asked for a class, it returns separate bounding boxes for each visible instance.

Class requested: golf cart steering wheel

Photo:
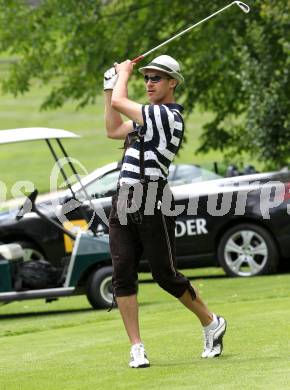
[16,189,38,221]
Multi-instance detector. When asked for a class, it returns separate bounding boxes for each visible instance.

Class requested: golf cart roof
[0,127,80,145]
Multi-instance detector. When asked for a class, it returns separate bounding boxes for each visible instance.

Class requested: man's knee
[112,263,138,297]
[153,271,197,300]
[152,272,182,298]
[112,277,138,297]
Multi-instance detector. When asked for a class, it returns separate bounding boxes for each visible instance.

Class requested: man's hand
[104,66,118,91]
[115,60,135,76]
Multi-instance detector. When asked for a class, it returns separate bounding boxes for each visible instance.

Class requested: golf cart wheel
[218,223,278,277]
[14,240,45,262]
[86,266,114,309]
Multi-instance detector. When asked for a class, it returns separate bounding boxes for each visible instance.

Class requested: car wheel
[218,223,278,277]
[86,266,114,309]
[15,240,45,262]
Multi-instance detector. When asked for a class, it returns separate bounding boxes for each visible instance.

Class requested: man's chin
[148,96,160,104]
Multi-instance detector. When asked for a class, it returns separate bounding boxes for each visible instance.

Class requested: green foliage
[0,0,289,168]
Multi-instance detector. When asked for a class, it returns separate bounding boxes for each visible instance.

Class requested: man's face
[143,69,177,104]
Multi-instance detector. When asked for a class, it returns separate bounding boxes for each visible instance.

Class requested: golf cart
[0,128,114,309]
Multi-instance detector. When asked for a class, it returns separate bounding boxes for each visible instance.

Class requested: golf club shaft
[131,1,250,64]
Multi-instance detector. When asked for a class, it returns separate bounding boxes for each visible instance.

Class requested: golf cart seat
[0,244,24,261]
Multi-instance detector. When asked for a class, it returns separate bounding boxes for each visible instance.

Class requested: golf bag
[19,260,60,289]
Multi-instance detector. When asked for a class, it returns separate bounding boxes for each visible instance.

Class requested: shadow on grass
[140,274,227,284]
[0,307,93,320]
[152,354,284,368]
[0,299,172,319]
[0,272,227,319]
[140,268,290,284]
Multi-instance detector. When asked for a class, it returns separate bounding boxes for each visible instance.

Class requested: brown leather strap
[139,133,145,183]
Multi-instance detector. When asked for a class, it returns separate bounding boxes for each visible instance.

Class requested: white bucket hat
[139,55,184,84]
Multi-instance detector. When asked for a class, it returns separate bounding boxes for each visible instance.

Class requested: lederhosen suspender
[138,128,145,184]
[117,126,145,188]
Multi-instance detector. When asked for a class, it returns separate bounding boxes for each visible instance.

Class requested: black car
[1,162,290,277]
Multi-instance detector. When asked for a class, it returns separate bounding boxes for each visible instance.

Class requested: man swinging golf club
[103,54,227,368]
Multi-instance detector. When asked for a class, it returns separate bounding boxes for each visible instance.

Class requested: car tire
[14,240,45,262]
[218,223,278,277]
[86,266,114,309]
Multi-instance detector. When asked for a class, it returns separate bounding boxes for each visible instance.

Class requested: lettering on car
[175,219,208,237]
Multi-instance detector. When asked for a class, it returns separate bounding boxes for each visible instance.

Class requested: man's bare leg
[116,294,141,345]
[117,289,213,339]
[178,288,213,326]
[179,287,227,358]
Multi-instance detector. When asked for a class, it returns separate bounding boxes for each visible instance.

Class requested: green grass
[0,78,224,198]
[1,268,290,390]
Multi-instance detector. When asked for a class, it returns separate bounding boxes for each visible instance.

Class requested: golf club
[131,1,250,64]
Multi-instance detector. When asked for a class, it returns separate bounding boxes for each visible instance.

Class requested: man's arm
[111,60,144,126]
[104,89,133,140]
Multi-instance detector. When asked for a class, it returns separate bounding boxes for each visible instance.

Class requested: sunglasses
[144,75,171,83]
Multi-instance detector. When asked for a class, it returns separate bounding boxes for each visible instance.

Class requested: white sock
[204,313,218,331]
[131,342,143,349]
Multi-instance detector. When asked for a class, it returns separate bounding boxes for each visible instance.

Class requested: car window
[169,165,221,185]
[167,165,175,181]
[76,170,120,200]
[75,164,221,200]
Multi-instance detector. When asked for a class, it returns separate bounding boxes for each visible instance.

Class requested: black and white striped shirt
[119,103,184,185]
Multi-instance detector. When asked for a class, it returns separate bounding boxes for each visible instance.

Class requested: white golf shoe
[202,316,227,358]
[129,343,150,368]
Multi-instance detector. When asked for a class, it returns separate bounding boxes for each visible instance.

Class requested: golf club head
[235,1,250,13]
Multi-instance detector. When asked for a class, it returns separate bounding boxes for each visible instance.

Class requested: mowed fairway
[0,268,290,390]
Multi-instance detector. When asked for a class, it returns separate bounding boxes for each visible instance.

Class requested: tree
[0,0,289,168]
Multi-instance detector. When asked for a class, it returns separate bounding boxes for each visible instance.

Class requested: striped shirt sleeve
[141,104,175,145]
